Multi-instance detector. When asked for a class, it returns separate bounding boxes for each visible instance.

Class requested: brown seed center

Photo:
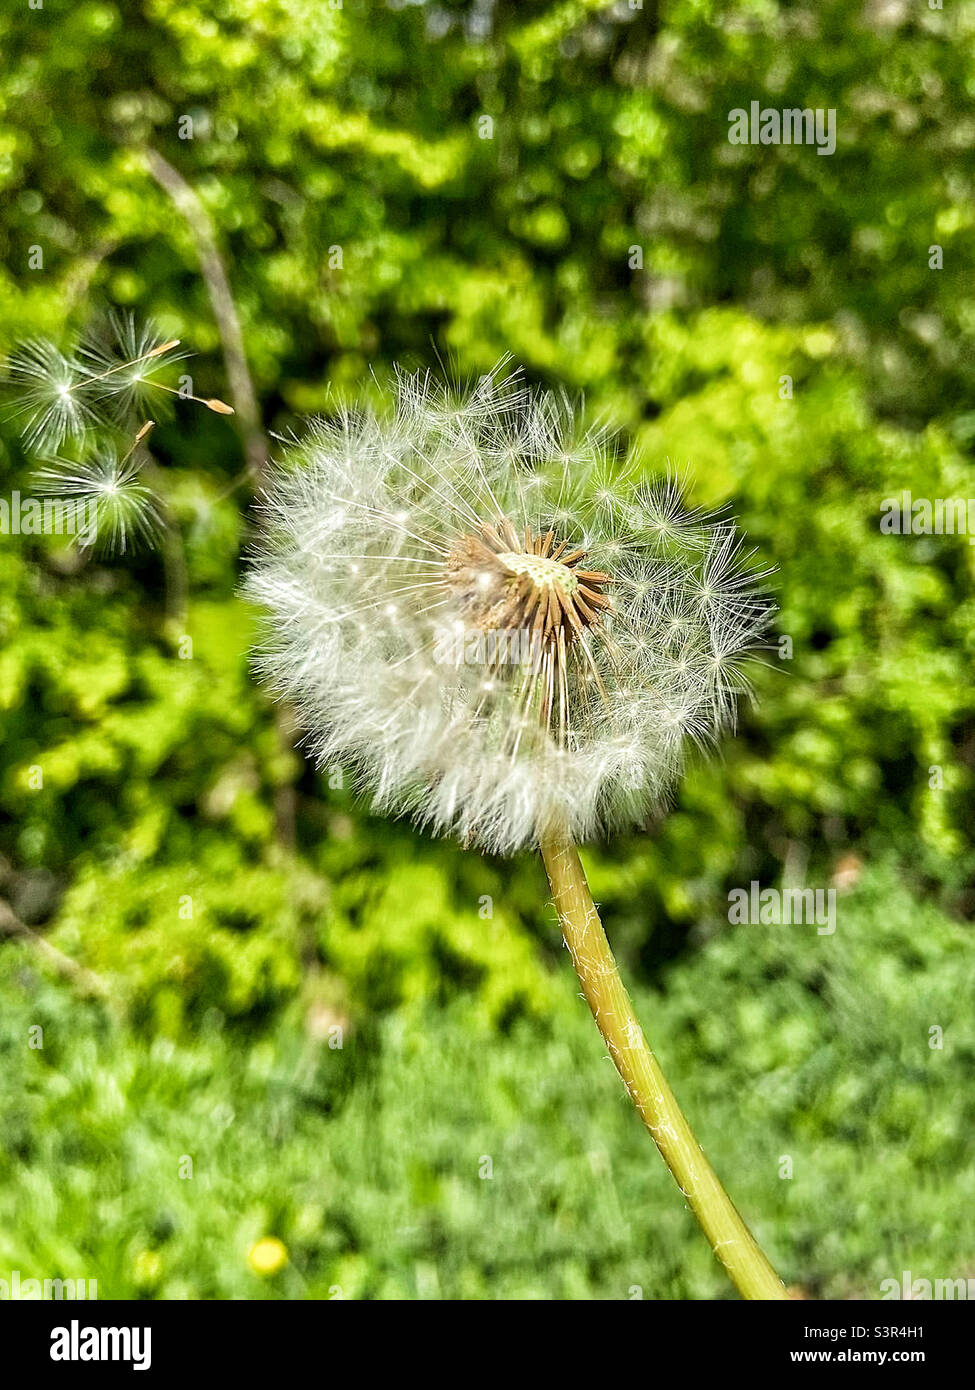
[445,518,613,648]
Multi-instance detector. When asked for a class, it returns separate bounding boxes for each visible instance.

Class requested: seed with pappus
[4,315,237,560]
[5,313,235,452]
[33,426,164,556]
[246,366,773,857]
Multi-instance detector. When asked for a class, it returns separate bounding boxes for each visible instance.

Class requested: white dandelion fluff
[6,339,97,453]
[245,365,773,856]
[5,314,231,455]
[77,313,191,420]
[34,438,164,555]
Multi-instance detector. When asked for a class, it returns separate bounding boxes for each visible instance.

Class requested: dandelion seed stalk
[62,335,182,392]
[541,834,786,1301]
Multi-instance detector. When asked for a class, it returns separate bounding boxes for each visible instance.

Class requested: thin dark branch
[0,898,110,998]
[142,147,269,482]
[143,148,298,847]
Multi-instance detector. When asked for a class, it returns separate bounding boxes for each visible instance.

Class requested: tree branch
[0,898,110,999]
[142,147,268,482]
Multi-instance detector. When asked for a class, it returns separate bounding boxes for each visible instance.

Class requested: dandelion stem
[539,834,787,1301]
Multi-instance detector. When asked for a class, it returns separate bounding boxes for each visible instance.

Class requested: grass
[1,860,972,1300]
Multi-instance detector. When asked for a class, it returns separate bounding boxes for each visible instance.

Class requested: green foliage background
[0,0,973,1299]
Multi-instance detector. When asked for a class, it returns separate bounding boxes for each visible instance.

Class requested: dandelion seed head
[245,365,774,855]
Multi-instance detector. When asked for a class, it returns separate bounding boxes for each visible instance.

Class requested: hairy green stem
[540,834,787,1301]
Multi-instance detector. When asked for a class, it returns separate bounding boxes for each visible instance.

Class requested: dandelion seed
[5,314,189,449]
[78,312,188,419]
[6,339,96,452]
[34,446,164,556]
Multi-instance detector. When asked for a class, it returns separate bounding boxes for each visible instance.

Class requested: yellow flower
[248,1236,288,1277]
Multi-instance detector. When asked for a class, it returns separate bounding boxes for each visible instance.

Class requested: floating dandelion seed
[246,365,774,856]
[247,362,787,1302]
[5,313,233,452]
[78,313,190,419]
[5,315,238,564]
[6,339,97,452]
[34,430,164,555]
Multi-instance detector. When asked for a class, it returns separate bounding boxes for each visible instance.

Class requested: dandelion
[6,339,98,453]
[78,313,235,419]
[246,364,786,1300]
[77,313,189,420]
[247,367,771,856]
